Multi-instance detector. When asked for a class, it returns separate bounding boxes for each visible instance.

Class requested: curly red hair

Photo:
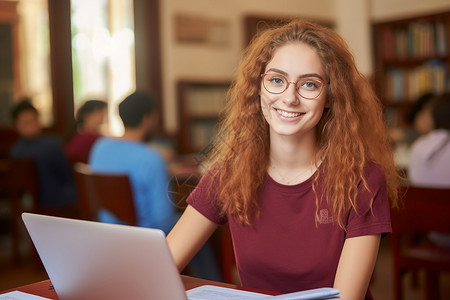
[206,19,401,228]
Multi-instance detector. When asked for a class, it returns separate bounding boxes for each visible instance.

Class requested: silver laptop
[22,213,187,300]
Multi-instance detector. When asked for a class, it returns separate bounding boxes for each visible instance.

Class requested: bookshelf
[372,11,450,128]
[177,80,230,154]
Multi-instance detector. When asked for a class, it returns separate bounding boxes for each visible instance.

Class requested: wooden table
[0,275,278,299]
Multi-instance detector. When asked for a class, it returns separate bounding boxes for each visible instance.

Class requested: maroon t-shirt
[187,162,391,294]
[65,132,102,164]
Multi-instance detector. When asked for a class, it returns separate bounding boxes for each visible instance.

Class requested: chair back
[0,157,39,263]
[390,185,450,300]
[73,163,137,225]
[0,157,39,208]
[391,186,450,235]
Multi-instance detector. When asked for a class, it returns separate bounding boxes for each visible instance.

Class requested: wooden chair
[0,157,39,264]
[390,185,450,300]
[73,163,137,226]
[216,225,236,284]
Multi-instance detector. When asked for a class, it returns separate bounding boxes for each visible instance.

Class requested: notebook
[21,213,188,300]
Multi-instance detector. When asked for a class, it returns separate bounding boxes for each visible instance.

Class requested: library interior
[1,0,450,299]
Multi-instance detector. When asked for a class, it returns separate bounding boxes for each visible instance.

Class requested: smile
[275,108,302,118]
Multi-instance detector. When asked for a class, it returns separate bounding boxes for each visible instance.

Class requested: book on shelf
[382,27,395,60]
[394,29,408,60]
[435,20,448,57]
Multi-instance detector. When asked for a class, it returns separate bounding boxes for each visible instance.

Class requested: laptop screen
[22,213,187,300]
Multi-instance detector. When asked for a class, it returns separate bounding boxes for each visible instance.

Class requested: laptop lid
[22,213,187,300]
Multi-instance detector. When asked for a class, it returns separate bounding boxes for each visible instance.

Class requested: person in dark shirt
[10,99,77,212]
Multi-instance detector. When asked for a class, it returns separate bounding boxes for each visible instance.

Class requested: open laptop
[22,213,187,300]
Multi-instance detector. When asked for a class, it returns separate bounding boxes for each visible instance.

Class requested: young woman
[167,19,401,300]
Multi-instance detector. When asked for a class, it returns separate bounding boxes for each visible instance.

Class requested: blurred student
[389,92,434,171]
[89,92,222,281]
[409,92,450,249]
[409,92,450,187]
[65,100,107,165]
[10,99,77,212]
[89,92,175,233]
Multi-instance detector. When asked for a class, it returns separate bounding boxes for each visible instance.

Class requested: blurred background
[0,0,448,153]
[0,1,449,299]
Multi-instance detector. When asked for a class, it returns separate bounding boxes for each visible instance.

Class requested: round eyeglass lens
[262,74,325,99]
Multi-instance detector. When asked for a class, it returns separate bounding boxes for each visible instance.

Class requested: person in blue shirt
[10,99,78,213]
[90,92,221,281]
[89,92,175,234]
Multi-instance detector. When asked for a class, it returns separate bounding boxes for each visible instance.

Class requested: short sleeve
[186,171,228,225]
[346,162,392,238]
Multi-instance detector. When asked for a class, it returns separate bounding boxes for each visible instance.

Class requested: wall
[335,0,372,75]
[160,0,335,134]
[160,0,450,135]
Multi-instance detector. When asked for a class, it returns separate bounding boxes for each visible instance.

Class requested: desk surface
[0,275,278,299]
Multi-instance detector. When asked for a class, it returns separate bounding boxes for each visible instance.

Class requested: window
[0,0,52,127]
[71,0,136,136]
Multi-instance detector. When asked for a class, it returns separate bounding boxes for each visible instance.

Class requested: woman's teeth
[276,109,301,118]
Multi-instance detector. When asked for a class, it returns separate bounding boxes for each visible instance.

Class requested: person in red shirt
[167,19,401,300]
[65,100,107,165]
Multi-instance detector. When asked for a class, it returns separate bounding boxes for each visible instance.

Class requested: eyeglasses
[260,73,328,100]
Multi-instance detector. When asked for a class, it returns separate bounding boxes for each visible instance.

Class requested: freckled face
[260,42,328,139]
